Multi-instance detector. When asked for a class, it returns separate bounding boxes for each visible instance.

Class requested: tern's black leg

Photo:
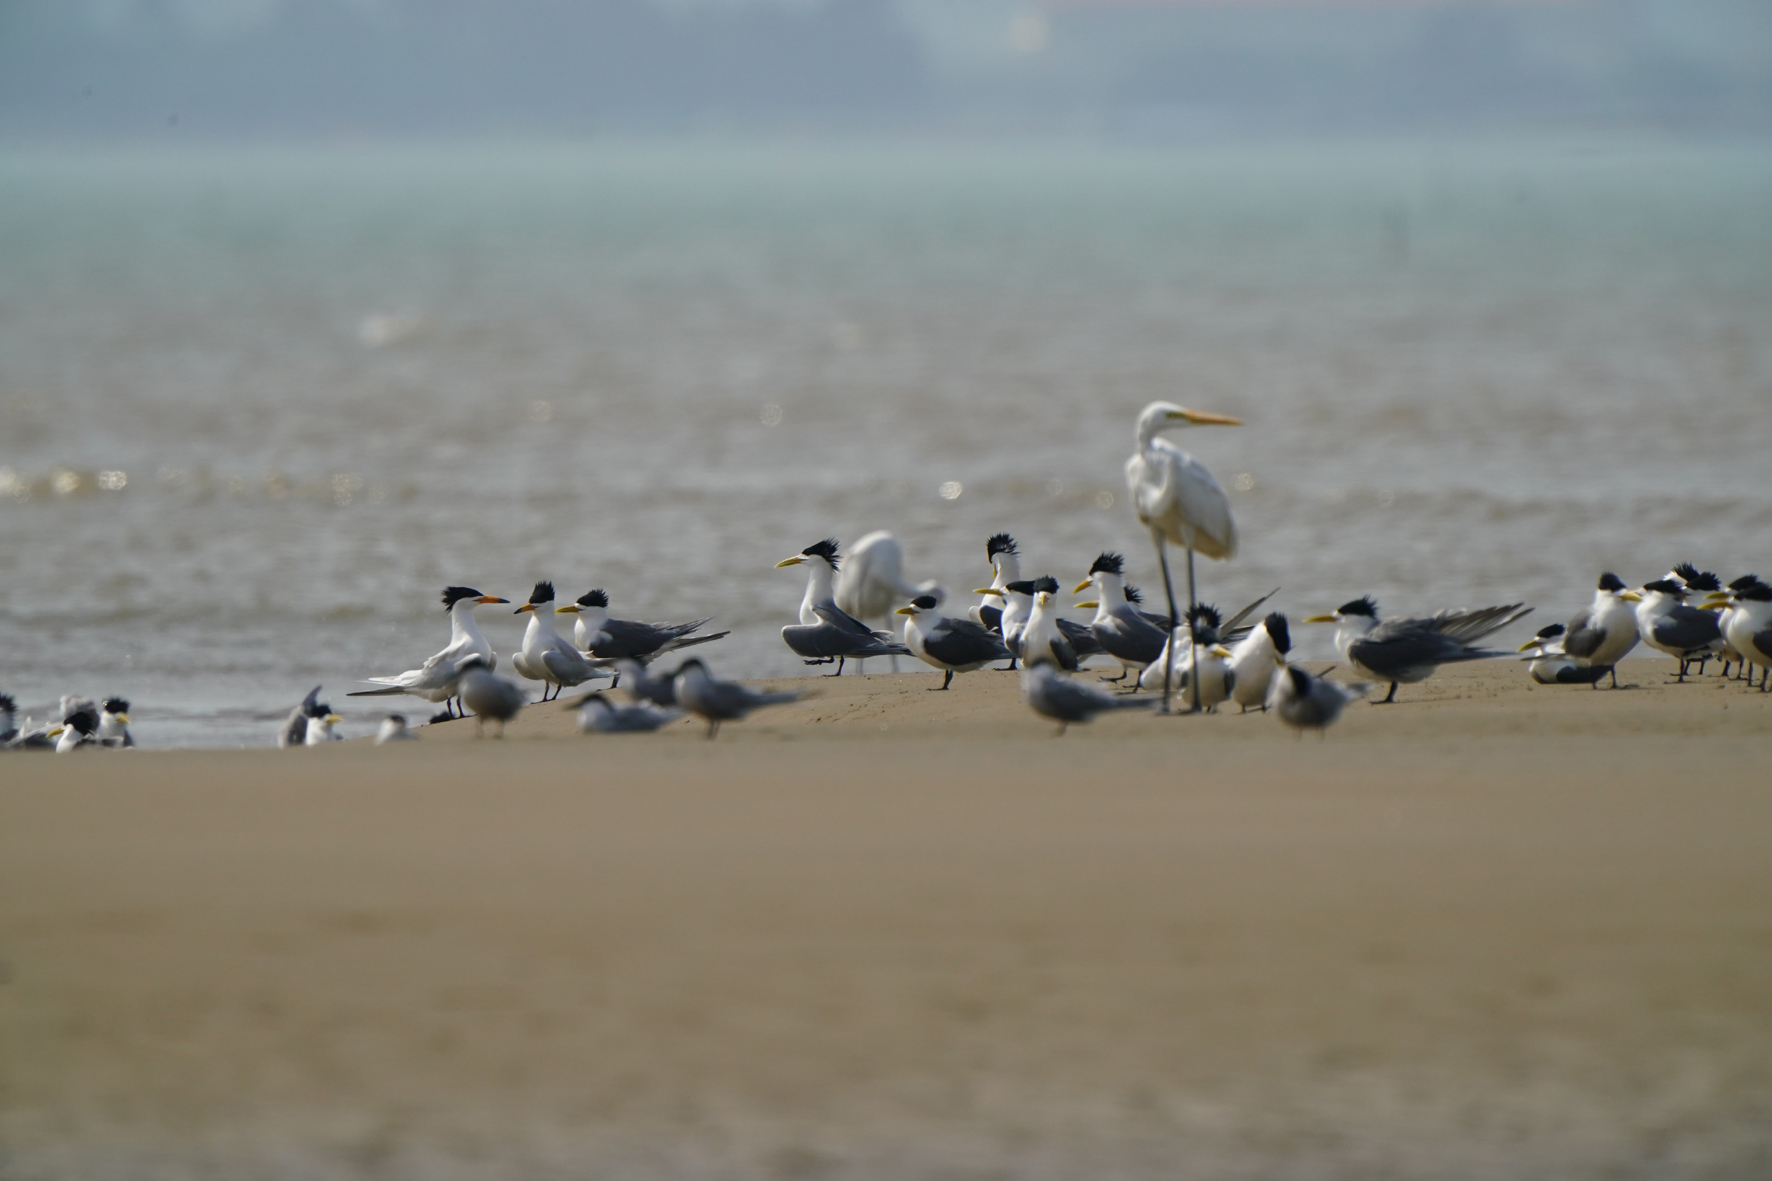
[927,669,953,691]
[1609,666,1620,689]
[1372,682,1398,705]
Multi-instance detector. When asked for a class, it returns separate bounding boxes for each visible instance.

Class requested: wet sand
[3,660,1770,1178]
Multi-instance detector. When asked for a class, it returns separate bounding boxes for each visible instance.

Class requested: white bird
[349,586,510,716]
[969,533,1021,633]
[1267,664,1372,736]
[1625,579,1724,682]
[1019,577,1079,671]
[896,594,1014,689]
[277,685,323,748]
[510,581,613,701]
[97,697,135,747]
[304,708,343,744]
[374,714,417,744]
[836,529,942,629]
[53,696,101,752]
[1138,607,1236,709]
[997,579,1036,662]
[1227,613,1292,712]
[1125,400,1243,713]
[568,588,726,668]
[1554,573,1639,689]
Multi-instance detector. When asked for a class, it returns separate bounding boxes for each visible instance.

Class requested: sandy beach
[3,659,1770,1178]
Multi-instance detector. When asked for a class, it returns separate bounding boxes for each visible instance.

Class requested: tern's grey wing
[1349,626,1485,678]
[1094,613,1167,665]
[1425,604,1532,643]
[277,707,308,748]
[1748,627,1772,661]
[1055,617,1102,657]
[977,603,1003,634]
[922,620,1012,667]
[1561,608,1604,659]
[812,601,882,637]
[1220,588,1280,634]
[1051,633,1079,672]
[1651,607,1722,652]
[782,623,908,659]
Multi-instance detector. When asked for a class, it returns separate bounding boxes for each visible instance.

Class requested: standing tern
[457,653,525,737]
[672,658,804,739]
[1624,580,1723,682]
[1137,606,1234,707]
[570,692,684,733]
[896,594,1014,689]
[1517,624,1611,686]
[1557,573,1639,689]
[1708,579,1771,691]
[277,685,324,748]
[970,533,1021,633]
[1303,597,1532,703]
[1228,613,1292,712]
[570,589,728,669]
[349,586,510,716]
[1074,552,1169,685]
[1126,400,1243,713]
[1267,663,1372,736]
[1020,663,1157,735]
[775,539,912,675]
[511,581,613,701]
[1020,577,1080,671]
[98,698,135,747]
[1670,565,1733,674]
[997,580,1036,664]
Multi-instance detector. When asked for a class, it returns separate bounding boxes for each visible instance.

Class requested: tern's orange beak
[516,602,536,614]
[478,595,508,605]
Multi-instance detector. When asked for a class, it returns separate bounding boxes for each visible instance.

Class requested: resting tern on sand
[350,586,509,716]
[1304,597,1531,703]
[1228,612,1292,712]
[277,685,325,748]
[374,714,417,743]
[672,658,804,739]
[97,698,135,747]
[51,696,102,752]
[1516,624,1612,686]
[1705,579,1771,691]
[613,658,679,707]
[1074,553,1169,684]
[456,653,525,737]
[1021,663,1157,735]
[970,533,1021,634]
[570,589,727,671]
[1267,663,1372,736]
[897,594,1014,689]
[569,692,684,733]
[775,539,912,675]
[512,581,613,701]
[1625,580,1724,682]
[1126,400,1243,714]
[1554,573,1639,689]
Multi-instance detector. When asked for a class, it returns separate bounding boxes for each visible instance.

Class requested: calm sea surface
[2,139,1769,747]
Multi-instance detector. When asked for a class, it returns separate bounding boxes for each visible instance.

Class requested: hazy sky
[3,0,1768,138]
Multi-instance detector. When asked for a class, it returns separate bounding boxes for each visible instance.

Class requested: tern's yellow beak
[1075,600,1099,610]
[1167,408,1243,427]
[477,595,509,605]
[1072,579,1093,594]
[325,714,343,725]
[1517,639,1541,652]
[1303,613,1338,624]
[1271,652,1288,666]
[115,713,130,725]
[973,587,1003,597]
[47,725,65,738]
[1210,645,1233,659]
[1619,590,1643,603]
[894,606,914,615]
[1703,592,1730,608]
[516,602,536,613]
[775,555,806,568]
[555,604,582,614]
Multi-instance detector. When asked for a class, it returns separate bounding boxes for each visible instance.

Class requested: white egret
[835,530,941,669]
[1125,401,1243,713]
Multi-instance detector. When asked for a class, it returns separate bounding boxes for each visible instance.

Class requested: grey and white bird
[1125,400,1244,712]
[1669,565,1733,674]
[52,696,102,752]
[511,581,613,701]
[613,658,679,707]
[1020,663,1157,735]
[775,539,912,675]
[571,692,683,733]
[672,658,804,739]
[349,586,510,716]
[1267,664,1372,736]
[1516,623,1612,686]
[896,594,1014,690]
[1707,578,1771,691]
[1304,597,1532,704]
[570,588,727,668]
[1228,612,1292,712]
[1555,573,1640,689]
[1624,580,1723,682]
[1138,605,1235,708]
[997,579,1037,663]
[457,653,526,738]
[1073,553,1170,685]
[98,698,135,747]
[374,714,417,744]
[277,685,324,748]
[970,533,1021,634]
[1019,577,1080,671]
[304,703,343,745]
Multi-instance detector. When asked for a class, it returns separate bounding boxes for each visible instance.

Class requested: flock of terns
[6,402,1768,749]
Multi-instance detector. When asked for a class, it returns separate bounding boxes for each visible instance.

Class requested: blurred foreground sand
[2,661,1770,1178]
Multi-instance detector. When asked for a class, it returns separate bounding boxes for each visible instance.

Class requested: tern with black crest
[457,653,525,737]
[1228,613,1292,712]
[569,588,726,670]
[350,586,510,716]
[511,581,613,701]
[98,698,135,747]
[897,594,1014,689]
[775,540,912,675]
[1517,624,1611,686]
[1555,573,1639,689]
[1268,663,1372,736]
[970,533,1021,634]
[1304,596,1531,703]
[1626,580,1724,682]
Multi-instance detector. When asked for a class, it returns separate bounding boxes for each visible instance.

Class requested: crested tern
[1137,606,1234,708]
[1126,400,1242,713]
[457,653,525,737]
[1020,663,1157,735]
[1228,612,1292,712]
[1268,664,1372,736]
[1709,578,1771,691]
[53,696,101,752]
[1557,573,1639,689]
[349,586,510,716]
[775,539,912,675]
[1020,577,1080,671]
[304,704,343,744]
[672,658,804,739]
[614,658,679,707]
[997,579,1036,664]
[1074,552,1170,684]
[1304,596,1532,703]
[277,685,324,748]
[1625,580,1723,682]
[896,594,1014,689]
[570,588,727,669]
[1516,624,1611,686]
[970,533,1021,634]
[511,581,613,701]
[98,697,135,747]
